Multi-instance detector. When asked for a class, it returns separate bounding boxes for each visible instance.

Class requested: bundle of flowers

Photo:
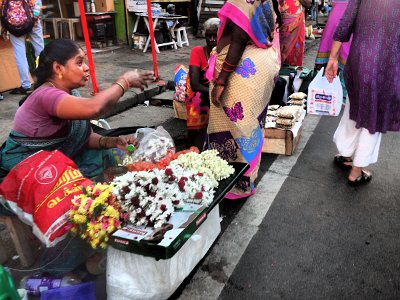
[68,183,125,249]
[169,149,235,187]
[112,165,215,228]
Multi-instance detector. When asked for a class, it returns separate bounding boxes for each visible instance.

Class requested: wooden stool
[0,215,37,267]
[174,27,189,48]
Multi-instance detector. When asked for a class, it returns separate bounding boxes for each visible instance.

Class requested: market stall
[0,126,248,298]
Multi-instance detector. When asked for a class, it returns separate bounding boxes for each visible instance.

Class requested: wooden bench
[0,215,38,267]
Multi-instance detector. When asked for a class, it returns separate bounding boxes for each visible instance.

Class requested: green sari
[0,120,116,181]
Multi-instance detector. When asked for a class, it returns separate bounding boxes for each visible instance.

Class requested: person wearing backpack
[0,0,44,95]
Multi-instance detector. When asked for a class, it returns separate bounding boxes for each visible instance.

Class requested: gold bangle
[120,76,130,89]
[113,82,126,95]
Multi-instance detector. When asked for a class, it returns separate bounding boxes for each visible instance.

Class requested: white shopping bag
[307,68,343,116]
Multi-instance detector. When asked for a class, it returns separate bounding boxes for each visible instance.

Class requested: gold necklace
[47,81,56,88]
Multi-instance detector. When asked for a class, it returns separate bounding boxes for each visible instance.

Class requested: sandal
[334,155,353,170]
[348,170,372,186]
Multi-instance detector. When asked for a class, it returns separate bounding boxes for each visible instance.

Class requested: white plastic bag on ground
[106,206,221,300]
[307,68,343,116]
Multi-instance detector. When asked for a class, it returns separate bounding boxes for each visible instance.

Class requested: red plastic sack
[0,150,92,247]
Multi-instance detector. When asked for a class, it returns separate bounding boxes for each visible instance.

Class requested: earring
[58,73,62,79]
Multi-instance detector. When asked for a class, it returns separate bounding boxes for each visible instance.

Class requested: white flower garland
[169,150,234,186]
[112,165,215,228]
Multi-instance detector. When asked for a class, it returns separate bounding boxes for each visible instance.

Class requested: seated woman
[0,39,153,181]
[185,18,219,149]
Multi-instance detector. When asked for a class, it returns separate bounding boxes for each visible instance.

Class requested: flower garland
[169,150,235,186]
[68,183,125,249]
[112,165,215,228]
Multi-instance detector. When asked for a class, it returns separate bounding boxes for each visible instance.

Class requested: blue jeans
[311,4,317,20]
[9,20,44,89]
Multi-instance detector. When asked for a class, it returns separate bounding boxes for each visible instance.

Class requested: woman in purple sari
[326,0,400,186]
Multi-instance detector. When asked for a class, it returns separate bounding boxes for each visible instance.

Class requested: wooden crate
[173,100,187,120]
[262,124,302,156]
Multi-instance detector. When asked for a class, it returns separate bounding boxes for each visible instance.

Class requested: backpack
[1,0,34,37]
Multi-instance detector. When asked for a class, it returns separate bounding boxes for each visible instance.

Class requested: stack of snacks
[265,105,280,123]
[288,92,307,108]
[275,106,302,129]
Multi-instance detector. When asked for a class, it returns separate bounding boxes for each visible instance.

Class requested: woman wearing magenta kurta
[315,0,352,70]
[326,0,400,186]
[315,0,352,101]
[205,0,281,199]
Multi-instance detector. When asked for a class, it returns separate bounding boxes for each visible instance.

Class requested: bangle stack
[222,60,237,73]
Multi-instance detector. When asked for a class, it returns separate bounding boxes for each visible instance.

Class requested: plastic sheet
[107,206,221,300]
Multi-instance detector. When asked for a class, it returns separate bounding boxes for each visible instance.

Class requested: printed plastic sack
[307,68,343,116]
[131,126,175,163]
[173,64,188,103]
[0,150,92,247]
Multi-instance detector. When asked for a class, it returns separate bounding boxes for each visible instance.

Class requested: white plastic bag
[307,68,343,116]
[131,126,175,163]
[107,206,221,300]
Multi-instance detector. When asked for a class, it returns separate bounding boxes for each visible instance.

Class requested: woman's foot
[348,167,372,186]
[334,155,353,170]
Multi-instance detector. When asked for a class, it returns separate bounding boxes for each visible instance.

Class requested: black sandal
[348,170,372,186]
[334,155,353,170]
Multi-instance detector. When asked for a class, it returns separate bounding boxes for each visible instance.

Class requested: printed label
[25,277,62,295]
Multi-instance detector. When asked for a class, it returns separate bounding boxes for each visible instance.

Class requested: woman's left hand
[325,58,339,83]
[111,135,139,152]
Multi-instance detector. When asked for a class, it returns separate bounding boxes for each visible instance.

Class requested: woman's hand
[325,58,339,83]
[211,84,225,108]
[111,135,139,152]
[121,69,154,91]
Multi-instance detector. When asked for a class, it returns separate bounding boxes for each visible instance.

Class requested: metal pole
[78,0,99,94]
[146,0,159,79]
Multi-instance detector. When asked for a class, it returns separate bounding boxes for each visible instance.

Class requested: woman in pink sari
[279,0,311,66]
[205,0,281,199]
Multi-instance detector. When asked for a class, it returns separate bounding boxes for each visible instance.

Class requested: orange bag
[0,150,92,247]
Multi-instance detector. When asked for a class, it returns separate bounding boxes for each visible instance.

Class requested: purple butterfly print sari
[205,0,280,200]
[223,102,245,122]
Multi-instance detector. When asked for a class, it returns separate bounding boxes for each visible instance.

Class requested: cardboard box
[173,100,187,120]
[262,121,303,156]
[0,39,23,92]
[127,0,147,12]
[73,2,80,17]
[94,0,115,12]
